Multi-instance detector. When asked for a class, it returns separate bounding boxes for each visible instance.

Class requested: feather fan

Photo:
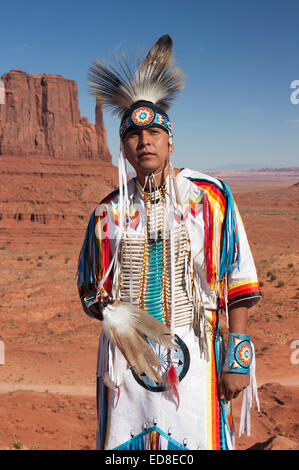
[87,34,185,117]
[102,302,177,384]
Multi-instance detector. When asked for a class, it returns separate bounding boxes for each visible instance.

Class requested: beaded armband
[223,333,252,374]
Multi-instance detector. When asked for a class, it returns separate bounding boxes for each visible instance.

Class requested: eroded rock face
[0,70,111,161]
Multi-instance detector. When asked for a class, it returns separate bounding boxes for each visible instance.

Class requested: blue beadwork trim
[113,426,189,450]
[214,335,229,450]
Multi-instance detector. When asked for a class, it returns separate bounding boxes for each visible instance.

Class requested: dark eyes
[126,132,139,139]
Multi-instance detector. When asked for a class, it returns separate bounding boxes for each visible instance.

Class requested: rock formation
[0,70,111,161]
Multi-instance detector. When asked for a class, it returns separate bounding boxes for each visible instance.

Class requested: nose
[138,129,151,148]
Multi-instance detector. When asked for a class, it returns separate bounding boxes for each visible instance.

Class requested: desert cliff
[0,70,111,161]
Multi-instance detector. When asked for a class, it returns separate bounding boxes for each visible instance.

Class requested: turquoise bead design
[145,240,164,322]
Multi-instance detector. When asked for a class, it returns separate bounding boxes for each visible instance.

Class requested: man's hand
[219,371,250,401]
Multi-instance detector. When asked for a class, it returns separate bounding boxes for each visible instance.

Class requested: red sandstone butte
[0,69,111,161]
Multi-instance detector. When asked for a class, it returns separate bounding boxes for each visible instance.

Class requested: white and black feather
[102,302,177,384]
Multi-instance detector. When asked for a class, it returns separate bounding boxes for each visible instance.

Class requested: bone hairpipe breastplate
[119,181,193,328]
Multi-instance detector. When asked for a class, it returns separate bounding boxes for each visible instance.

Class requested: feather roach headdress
[87,34,185,139]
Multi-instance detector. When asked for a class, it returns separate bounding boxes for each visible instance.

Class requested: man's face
[123,127,173,176]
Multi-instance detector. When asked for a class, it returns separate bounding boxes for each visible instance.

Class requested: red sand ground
[0,159,298,450]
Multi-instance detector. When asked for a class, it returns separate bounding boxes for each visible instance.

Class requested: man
[77,35,261,450]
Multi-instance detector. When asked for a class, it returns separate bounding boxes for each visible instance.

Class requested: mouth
[138,152,156,159]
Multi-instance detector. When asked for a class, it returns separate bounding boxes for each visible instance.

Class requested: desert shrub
[276,281,284,288]
[270,274,276,281]
[12,434,26,450]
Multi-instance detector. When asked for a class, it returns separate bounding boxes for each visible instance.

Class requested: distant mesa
[251,167,299,172]
[0,69,111,161]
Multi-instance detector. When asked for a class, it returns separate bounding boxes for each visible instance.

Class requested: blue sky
[1,0,298,170]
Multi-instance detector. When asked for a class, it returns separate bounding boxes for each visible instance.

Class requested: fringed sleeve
[219,181,240,281]
[196,176,261,309]
[77,205,111,320]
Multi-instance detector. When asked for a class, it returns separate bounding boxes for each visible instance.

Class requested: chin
[137,161,161,174]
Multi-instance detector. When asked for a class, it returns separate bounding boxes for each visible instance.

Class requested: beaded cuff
[223,333,252,374]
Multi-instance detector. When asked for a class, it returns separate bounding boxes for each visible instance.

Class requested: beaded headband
[119,101,173,145]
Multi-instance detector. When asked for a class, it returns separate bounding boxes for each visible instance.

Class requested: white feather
[102,303,134,336]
